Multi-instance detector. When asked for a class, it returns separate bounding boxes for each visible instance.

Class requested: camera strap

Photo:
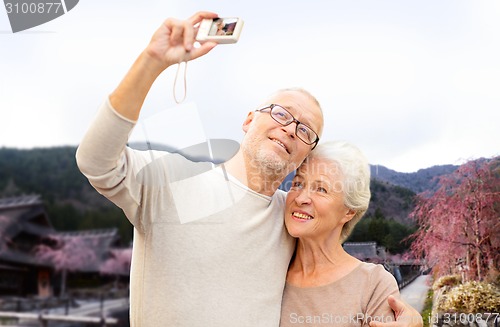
[173,61,188,104]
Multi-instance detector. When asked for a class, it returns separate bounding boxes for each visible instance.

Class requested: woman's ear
[341,209,357,224]
[242,112,255,133]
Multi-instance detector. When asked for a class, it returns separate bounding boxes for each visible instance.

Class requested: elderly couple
[76,11,423,327]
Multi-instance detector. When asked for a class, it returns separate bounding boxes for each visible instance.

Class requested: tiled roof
[343,242,379,259]
[0,195,42,210]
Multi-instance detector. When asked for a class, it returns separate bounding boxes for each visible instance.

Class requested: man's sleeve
[75,97,144,228]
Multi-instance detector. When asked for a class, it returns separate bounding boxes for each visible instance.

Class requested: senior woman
[280,141,400,327]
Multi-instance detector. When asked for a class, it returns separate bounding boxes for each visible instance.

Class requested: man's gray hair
[266,87,324,137]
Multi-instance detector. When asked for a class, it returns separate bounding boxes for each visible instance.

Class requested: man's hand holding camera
[144,11,219,73]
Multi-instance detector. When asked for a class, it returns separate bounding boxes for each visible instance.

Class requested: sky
[1,0,499,173]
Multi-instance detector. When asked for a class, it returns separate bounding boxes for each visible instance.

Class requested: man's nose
[281,122,296,139]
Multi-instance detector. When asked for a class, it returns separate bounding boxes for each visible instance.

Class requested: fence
[0,293,127,326]
[0,311,117,326]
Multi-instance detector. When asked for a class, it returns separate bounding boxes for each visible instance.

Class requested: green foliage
[373,207,385,220]
[46,203,133,245]
[439,281,500,313]
[67,273,107,289]
[422,288,434,327]
[347,211,416,253]
[81,208,133,245]
[0,147,86,198]
[368,179,416,225]
[45,203,82,231]
[392,185,415,210]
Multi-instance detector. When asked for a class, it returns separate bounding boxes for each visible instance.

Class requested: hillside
[370,164,458,194]
[367,178,415,225]
[0,146,459,246]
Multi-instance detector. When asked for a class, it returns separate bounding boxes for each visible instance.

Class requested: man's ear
[242,112,255,133]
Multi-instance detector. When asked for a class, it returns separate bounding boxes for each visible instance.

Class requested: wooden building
[0,195,54,296]
[0,195,126,297]
[343,241,388,263]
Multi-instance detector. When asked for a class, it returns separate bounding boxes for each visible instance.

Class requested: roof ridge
[343,241,377,246]
[0,194,42,209]
[54,228,118,237]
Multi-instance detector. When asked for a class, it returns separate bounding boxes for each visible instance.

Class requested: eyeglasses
[256,104,320,149]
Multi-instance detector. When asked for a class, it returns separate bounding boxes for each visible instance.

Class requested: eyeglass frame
[255,104,320,149]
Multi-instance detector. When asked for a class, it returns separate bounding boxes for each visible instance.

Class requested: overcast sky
[1,0,499,173]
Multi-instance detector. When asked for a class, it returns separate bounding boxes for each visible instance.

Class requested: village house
[0,195,127,298]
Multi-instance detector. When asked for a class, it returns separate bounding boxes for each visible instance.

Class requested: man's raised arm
[75,12,219,199]
[110,11,219,121]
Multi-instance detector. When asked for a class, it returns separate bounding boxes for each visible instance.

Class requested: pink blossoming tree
[34,234,98,296]
[408,158,500,281]
[100,248,132,288]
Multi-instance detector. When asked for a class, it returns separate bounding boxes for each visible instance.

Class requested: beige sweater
[280,262,399,327]
[76,98,295,326]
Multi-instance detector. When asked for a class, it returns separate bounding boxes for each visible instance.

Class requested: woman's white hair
[307,140,371,243]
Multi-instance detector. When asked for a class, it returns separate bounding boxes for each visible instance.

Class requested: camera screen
[208,18,238,36]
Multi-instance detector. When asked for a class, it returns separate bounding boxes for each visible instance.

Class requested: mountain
[370,164,459,194]
[0,146,464,241]
[366,178,415,225]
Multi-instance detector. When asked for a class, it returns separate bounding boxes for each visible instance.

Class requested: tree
[34,234,98,296]
[347,215,415,254]
[408,158,500,281]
